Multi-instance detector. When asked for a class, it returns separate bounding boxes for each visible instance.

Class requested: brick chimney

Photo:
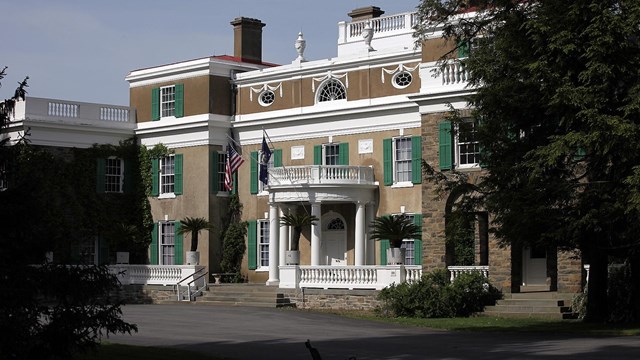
[230,17,265,63]
[347,6,384,21]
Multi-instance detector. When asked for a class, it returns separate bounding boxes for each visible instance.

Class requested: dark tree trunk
[290,227,302,251]
[585,241,608,322]
[630,252,640,322]
[190,233,198,252]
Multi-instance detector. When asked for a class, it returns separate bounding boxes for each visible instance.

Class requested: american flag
[225,143,244,191]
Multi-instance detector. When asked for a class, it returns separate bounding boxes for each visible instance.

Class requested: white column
[366,202,375,265]
[311,202,322,266]
[355,202,366,266]
[267,203,280,285]
[279,206,289,266]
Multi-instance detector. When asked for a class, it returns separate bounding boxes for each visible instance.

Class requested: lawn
[76,343,232,360]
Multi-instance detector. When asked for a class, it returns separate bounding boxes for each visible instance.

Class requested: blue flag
[259,135,272,185]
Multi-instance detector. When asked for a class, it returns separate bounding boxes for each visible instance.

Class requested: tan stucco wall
[237,62,421,116]
[421,38,456,63]
[130,75,231,122]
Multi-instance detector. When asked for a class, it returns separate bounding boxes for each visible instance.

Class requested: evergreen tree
[415,0,640,322]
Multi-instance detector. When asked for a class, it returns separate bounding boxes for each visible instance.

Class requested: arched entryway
[321,212,347,265]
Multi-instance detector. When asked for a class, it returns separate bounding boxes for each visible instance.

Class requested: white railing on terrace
[420,59,473,94]
[10,97,134,124]
[447,265,489,282]
[280,265,422,290]
[269,165,375,187]
[347,12,419,39]
[109,265,205,286]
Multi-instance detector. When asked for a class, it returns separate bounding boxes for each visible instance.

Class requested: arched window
[317,79,346,102]
[326,217,345,231]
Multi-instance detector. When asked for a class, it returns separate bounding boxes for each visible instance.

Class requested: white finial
[294,32,306,62]
[362,21,374,51]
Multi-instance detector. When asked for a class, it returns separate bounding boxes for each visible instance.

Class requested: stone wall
[116,285,177,304]
[557,250,584,293]
[280,289,381,311]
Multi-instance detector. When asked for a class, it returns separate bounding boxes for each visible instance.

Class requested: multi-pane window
[160,85,176,118]
[396,213,417,265]
[79,238,97,265]
[317,79,346,102]
[394,137,412,183]
[456,121,480,168]
[324,144,339,165]
[160,155,175,194]
[160,222,175,265]
[217,152,227,192]
[104,158,123,193]
[258,219,270,268]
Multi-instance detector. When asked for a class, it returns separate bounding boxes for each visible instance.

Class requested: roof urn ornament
[362,21,374,51]
[294,32,306,62]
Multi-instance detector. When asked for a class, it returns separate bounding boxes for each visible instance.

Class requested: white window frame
[217,152,227,193]
[393,213,417,265]
[257,150,274,194]
[159,155,175,198]
[160,85,176,118]
[455,120,480,169]
[257,219,270,271]
[392,71,413,89]
[316,79,347,104]
[104,157,124,193]
[392,137,413,187]
[323,143,340,166]
[160,221,175,265]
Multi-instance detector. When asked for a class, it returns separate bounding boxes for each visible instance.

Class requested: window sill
[216,191,230,197]
[158,193,176,199]
[254,267,269,272]
[455,164,482,172]
[391,182,414,189]
[257,190,269,197]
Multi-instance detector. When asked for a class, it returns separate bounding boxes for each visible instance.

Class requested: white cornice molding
[135,114,232,149]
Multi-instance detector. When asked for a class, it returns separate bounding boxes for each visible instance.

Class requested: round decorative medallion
[392,71,412,89]
[259,90,275,106]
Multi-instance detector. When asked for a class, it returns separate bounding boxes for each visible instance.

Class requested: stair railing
[175,267,207,301]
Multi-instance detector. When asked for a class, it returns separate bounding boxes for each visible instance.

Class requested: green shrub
[376,268,502,318]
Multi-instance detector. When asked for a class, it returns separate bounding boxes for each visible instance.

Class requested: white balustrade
[284,265,422,290]
[48,101,78,118]
[9,97,133,124]
[269,165,375,187]
[447,265,489,282]
[348,12,413,38]
[109,265,204,286]
[100,107,130,122]
[420,60,473,94]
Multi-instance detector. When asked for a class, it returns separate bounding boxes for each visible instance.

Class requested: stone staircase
[195,283,295,308]
[482,290,576,319]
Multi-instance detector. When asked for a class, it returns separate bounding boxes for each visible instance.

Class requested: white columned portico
[366,202,375,265]
[311,202,322,266]
[279,206,289,266]
[267,203,280,285]
[355,202,366,265]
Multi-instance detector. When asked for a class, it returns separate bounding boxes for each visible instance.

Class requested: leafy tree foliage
[0,68,137,359]
[219,194,247,279]
[415,0,640,322]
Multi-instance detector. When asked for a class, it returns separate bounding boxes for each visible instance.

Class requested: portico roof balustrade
[269,165,376,188]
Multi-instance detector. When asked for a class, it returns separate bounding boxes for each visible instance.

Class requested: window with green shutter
[250,151,259,194]
[383,138,393,185]
[174,221,183,265]
[380,240,390,265]
[151,88,160,121]
[313,145,322,165]
[151,158,159,196]
[413,214,423,265]
[150,223,159,265]
[338,143,349,165]
[273,148,282,167]
[248,220,257,270]
[174,154,183,195]
[411,136,422,184]
[174,84,184,118]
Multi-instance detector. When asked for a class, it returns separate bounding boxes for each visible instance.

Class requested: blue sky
[2,1,418,105]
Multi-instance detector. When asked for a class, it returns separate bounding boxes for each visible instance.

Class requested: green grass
[313,309,640,336]
[75,343,232,360]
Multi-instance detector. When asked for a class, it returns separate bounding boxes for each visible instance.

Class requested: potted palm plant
[179,217,214,265]
[108,223,138,264]
[280,212,319,265]
[370,214,420,265]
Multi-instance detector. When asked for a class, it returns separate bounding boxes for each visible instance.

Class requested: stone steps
[481,291,577,319]
[195,283,295,308]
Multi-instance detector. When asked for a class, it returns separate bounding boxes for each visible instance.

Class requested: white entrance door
[323,231,347,265]
[522,246,547,285]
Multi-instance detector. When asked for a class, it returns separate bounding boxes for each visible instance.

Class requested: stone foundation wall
[116,285,177,304]
[280,289,381,311]
[557,250,583,293]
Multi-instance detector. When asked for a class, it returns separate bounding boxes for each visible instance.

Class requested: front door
[322,214,347,265]
[522,246,547,285]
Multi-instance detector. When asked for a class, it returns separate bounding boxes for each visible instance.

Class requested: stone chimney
[230,17,265,63]
[347,6,385,21]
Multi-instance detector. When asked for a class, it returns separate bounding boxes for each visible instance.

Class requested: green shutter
[250,151,258,194]
[338,143,349,165]
[439,121,453,170]
[151,88,160,121]
[123,159,134,193]
[211,151,219,193]
[150,223,158,265]
[411,136,422,184]
[314,145,322,165]
[380,240,390,265]
[248,220,257,270]
[232,172,238,195]
[174,221,183,265]
[98,236,110,265]
[457,40,470,58]
[96,158,105,193]
[174,154,183,195]
[574,147,586,161]
[151,159,159,196]
[174,84,184,118]
[273,149,282,167]
[413,214,423,265]
[383,138,393,186]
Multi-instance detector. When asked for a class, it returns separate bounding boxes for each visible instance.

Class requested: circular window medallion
[392,71,412,89]
[259,90,275,107]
